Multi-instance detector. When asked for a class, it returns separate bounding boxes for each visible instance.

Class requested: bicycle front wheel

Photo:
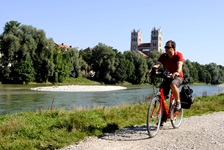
[146,96,162,138]
[170,101,184,128]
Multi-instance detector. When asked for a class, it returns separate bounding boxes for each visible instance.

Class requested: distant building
[130,27,162,56]
[54,43,72,51]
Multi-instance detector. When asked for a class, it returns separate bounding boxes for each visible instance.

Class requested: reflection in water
[0,92,52,115]
[0,84,223,115]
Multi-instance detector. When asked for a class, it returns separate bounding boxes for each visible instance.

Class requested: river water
[0,84,223,116]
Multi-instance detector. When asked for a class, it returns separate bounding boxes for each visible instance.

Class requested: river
[0,84,223,116]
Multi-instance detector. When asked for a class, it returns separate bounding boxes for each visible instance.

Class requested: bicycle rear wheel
[170,101,184,128]
[146,96,162,138]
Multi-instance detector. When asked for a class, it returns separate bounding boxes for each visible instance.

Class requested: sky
[1,0,224,65]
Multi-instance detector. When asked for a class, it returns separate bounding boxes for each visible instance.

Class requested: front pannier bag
[180,85,194,109]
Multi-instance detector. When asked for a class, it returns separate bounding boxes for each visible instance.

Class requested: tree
[13,57,35,83]
[111,50,128,84]
[218,65,224,84]
[148,50,161,65]
[0,32,21,83]
[91,43,116,84]
[125,59,135,83]
[194,63,211,83]
[32,29,55,83]
[0,20,55,83]
[0,21,37,83]
[48,47,74,83]
[79,49,93,77]
[0,21,21,82]
[124,51,148,84]
[78,55,88,77]
[4,21,21,33]
[206,63,219,84]
[190,62,199,82]
[68,48,80,78]
[182,60,193,84]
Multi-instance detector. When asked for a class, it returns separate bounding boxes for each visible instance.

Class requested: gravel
[60,111,224,150]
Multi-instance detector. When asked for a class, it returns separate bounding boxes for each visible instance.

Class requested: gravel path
[60,111,224,150]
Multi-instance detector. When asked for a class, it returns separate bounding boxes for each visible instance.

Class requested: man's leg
[170,77,183,109]
[170,83,180,101]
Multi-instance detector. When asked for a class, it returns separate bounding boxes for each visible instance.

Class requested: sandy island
[31,85,127,92]
[218,83,224,88]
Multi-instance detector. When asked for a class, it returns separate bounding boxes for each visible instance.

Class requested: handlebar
[150,67,173,79]
[150,67,173,87]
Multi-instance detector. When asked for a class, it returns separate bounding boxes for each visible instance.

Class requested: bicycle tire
[170,100,184,128]
[146,96,162,138]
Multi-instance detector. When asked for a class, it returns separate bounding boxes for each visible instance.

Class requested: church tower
[150,27,162,52]
[130,29,142,51]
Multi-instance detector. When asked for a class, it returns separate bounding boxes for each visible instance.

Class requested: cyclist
[147,40,184,125]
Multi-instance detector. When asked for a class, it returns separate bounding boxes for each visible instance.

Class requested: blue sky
[1,0,224,65]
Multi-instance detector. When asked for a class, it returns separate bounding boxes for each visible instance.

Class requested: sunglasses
[164,46,172,49]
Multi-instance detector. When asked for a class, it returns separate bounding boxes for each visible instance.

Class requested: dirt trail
[60,111,224,150]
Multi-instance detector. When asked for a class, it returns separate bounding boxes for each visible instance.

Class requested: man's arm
[177,61,183,73]
[172,61,183,78]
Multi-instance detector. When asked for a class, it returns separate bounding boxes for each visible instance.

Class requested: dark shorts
[160,77,183,96]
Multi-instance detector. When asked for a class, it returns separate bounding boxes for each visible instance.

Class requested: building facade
[130,27,162,56]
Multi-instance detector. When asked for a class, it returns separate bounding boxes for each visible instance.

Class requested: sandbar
[31,85,127,92]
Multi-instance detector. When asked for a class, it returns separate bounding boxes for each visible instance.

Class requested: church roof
[138,43,150,48]
[137,50,148,57]
[55,43,71,50]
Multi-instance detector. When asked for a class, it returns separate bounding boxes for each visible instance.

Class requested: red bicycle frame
[158,88,180,119]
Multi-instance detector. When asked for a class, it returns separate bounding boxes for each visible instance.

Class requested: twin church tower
[130,27,162,55]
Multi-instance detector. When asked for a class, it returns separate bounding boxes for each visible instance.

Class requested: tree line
[0,21,224,85]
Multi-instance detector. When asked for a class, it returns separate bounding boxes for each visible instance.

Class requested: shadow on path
[100,123,176,142]
[100,125,150,141]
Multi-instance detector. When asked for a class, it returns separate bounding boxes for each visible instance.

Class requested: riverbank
[1,93,224,149]
[218,83,224,88]
[31,85,127,92]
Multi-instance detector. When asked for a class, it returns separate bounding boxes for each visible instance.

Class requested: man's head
[164,40,176,50]
[164,40,176,56]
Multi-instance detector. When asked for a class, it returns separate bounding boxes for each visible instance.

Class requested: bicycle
[146,67,184,138]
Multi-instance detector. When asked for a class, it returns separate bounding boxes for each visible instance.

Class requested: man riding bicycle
[147,40,184,125]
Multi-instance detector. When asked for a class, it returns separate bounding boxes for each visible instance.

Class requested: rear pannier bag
[180,85,194,109]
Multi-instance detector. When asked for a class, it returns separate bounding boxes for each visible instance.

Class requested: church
[130,27,162,56]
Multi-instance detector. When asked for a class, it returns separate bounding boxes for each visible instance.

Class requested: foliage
[123,51,148,84]
[1,20,224,85]
[0,21,73,84]
[90,43,116,84]
[111,50,128,84]
[0,21,55,83]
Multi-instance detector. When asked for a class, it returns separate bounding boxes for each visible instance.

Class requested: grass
[62,77,101,85]
[0,93,224,149]
[26,77,133,86]
[5,77,102,86]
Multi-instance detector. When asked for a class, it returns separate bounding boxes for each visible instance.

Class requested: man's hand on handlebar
[147,64,160,76]
[146,69,152,76]
[172,72,180,78]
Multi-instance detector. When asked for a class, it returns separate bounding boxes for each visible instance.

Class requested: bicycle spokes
[171,107,183,128]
